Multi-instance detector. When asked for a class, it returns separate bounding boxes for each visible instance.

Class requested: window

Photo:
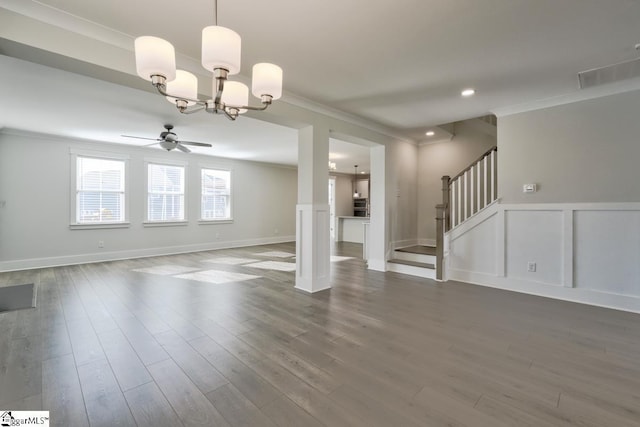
[201,168,231,220]
[147,163,185,222]
[75,156,126,224]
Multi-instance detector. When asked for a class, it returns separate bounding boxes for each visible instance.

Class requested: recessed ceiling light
[360,171,366,174]
[425,130,435,136]
[461,88,475,97]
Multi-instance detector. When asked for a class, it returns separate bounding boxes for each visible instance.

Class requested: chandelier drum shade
[134,0,282,121]
[201,26,241,74]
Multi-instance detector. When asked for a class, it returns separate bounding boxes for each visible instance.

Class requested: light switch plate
[523,183,537,193]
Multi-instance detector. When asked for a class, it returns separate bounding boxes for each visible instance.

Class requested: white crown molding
[0,0,133,49]
[492,77,640,118]
[418,136,453,146]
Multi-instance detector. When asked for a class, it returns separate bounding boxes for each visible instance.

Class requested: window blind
[76,156,125,223]
[147,163,185,221]
[201,168,231,220]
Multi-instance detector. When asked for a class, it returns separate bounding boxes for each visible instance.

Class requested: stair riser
[387,262,436,279]
[393,251,436,264]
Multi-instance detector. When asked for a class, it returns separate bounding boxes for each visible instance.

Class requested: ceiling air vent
[578,57,640,89]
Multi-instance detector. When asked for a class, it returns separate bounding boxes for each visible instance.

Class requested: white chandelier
[134,0,282,121]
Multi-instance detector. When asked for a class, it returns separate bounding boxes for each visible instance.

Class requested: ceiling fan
[121,124,212,152]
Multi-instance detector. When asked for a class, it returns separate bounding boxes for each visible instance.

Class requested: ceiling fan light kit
[122,124,213,152]
[134,0,282,121]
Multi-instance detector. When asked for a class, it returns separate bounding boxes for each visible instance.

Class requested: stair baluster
[436,146,497,280]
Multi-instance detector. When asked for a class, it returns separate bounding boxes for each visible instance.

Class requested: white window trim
[199,164,234,223]
[144,159,188,224]
[143,220,188,228]
[69,149,130,229]
[198,219,234,225]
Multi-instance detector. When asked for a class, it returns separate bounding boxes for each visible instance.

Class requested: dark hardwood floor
[1,242,640,426]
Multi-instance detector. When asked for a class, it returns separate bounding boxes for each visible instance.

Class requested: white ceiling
[2,0,640,164]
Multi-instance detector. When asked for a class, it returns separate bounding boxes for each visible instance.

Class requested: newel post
[441,175,451,232]
[435,204,445,281]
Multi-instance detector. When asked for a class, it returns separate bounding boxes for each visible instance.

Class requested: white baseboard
[392,238,436,248]
[418,238,436,247]
[449,269,640,314]
[294,283,331,294]
[387,262,436,279]
[391,239,419,250]
[367,259,387,272]
[0,235,296,272]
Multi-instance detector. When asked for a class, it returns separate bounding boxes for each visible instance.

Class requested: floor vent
[0,283,36,312]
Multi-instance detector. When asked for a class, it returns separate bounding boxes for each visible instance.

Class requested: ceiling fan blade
[121,135,160,141]
[179,140,212,147]
[176,143,191,153]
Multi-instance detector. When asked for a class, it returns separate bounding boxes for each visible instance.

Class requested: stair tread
[388,258,435,269]
[395,245,436,256]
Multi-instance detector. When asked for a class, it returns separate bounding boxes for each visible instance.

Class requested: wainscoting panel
[574,210,640,297]
[505,210,563,286]
[449,212,497,275]
[447,203,640,313]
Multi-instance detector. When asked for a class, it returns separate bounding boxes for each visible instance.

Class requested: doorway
[329,177,336,240]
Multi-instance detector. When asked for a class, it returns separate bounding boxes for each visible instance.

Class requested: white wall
[0,131,297,270]
[499,89,640,203]
[418,120,496,243]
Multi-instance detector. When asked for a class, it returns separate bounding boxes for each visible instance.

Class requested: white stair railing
[436,146,497,280]
[446,146,497,230]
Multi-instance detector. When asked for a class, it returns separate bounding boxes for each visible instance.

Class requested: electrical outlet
[98,240,104,248]
[274,228,279,235]
[527,262,536,272]
[215,232,220,239]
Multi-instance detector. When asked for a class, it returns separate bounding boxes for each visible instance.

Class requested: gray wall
[331,173,355,217]
[498,89,640,203]
[0,131,297,269]
[417,121,496,242]
[389,140,419,247]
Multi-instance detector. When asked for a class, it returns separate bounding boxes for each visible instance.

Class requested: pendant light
[353,165,360,198]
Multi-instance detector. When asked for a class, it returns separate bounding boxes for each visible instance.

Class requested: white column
[295,125,331,293]
[367,145,387,271]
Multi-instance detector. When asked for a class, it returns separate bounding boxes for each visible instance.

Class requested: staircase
[381,145,498,281]
[436,145,498,280]
[387,245,436,279]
